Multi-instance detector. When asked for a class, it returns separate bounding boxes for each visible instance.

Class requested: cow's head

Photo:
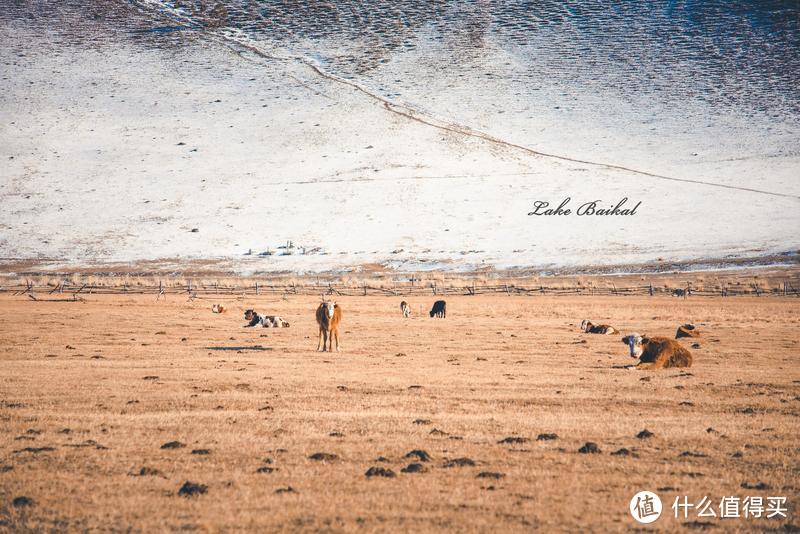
[580,320,590,332]
[323,300,336,319]
[622,333,646,358]
[244,309,255,320]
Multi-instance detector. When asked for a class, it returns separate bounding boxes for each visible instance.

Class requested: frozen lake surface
[1,1,798,273]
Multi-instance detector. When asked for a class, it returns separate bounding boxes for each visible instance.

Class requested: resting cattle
[580,320,618,335]
[622,333,693,369]
[316,300,342,352]
[429,300,446,318]
[243,310,289,328]
[676,323,700,338]
[211,304,226,313]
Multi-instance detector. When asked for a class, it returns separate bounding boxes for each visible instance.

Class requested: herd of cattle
[210,299,698,369]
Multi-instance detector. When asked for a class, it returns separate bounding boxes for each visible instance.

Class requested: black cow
[429,300,446,318]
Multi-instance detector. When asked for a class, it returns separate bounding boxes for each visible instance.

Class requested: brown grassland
[0,292,798,532]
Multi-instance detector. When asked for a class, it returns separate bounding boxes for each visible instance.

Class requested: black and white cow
[244,309,290,328]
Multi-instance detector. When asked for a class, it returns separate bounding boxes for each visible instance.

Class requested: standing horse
[316,300,342,352]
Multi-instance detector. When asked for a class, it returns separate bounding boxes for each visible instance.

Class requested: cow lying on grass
[244,309,290,328]
[622,333,693,369]
[581,320,618,335]
[676,323,700,338]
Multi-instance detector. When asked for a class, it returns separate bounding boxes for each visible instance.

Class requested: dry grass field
[1,293,798,532]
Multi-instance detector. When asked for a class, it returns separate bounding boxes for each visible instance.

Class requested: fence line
[2,280,799,298]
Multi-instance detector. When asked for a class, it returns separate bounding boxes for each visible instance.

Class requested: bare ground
[0,293,798,532]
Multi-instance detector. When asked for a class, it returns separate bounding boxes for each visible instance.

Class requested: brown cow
[316,300,342,352]
[622,333,693,369]
[676,323,701,338]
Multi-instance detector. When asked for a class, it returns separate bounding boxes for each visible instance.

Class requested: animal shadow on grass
[204,346,272,352]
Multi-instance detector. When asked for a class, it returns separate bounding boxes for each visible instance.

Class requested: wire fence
[3,278,799,299]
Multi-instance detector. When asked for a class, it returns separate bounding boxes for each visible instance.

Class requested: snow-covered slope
[1,3,798,274]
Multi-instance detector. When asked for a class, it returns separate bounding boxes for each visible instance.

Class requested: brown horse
[316,300,342,352]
